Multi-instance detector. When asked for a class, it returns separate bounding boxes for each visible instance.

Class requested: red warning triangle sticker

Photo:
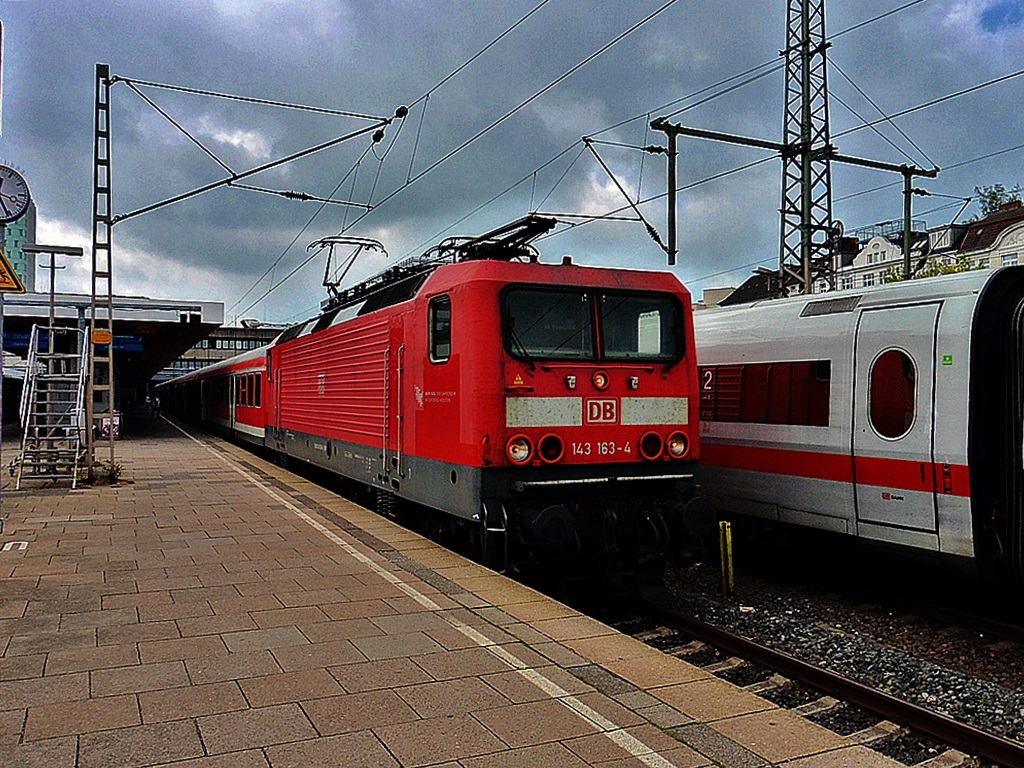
[0,247,26,293]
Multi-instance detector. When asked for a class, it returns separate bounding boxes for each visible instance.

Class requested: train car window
[254,375,262,408]
[739,364,769,422]
[600,293,681,361]
[429,295,452,363]
[870,349,916,439]
[700,360,831,427]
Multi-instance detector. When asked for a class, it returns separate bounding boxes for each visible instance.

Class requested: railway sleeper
[792,695,841,718]
[743,672,791,697]
[702,656,745,675]
[845,720,903,747]
[914,749,974,768]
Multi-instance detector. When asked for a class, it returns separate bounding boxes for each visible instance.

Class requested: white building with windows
[701,200,1024,308]
[957,200,1024,270]
[829,221,967,293]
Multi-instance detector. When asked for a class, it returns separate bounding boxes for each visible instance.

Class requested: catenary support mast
[90,63,116,476]
[779,0,834,294]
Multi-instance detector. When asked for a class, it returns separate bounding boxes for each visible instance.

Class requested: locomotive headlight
[538,434,565,463]
[506,435,533,464]
[592,371,609,390]
[667,431,689,459]
[639,431,663,461]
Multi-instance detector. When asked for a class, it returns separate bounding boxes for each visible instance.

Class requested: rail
[641,599,1024,768]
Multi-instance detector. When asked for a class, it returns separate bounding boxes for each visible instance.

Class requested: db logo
[586,398,618,424]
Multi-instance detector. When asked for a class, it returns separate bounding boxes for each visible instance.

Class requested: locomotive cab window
[502,287,680,363]
[504,289,595,360]
[429,295,452,363]
[869,349,916,439]
[601,293,681,361]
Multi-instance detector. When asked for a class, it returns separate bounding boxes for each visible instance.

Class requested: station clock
[0,165,31,224]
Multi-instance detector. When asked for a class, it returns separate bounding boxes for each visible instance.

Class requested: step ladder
[16,326,89,489]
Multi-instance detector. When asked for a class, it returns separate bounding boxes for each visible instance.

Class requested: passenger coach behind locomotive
[693,266,1024,582]
[163,217,707,581]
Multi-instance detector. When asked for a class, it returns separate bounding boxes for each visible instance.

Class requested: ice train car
[693,266,1024,581]
[161,217,707,582]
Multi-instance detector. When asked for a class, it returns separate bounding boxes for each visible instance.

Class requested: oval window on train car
[869,349,916,439]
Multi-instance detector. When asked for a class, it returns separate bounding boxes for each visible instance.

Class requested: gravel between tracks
[659,565,1024,745]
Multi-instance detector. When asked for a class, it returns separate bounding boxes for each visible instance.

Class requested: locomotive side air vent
[800,296,862,317]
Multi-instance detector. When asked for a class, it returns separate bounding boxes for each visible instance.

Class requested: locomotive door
[383,320,404,484]
[852,303,939,532]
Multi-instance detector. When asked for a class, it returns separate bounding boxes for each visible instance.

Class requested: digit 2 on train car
[693,266,1024,583]
[162,217,712,586]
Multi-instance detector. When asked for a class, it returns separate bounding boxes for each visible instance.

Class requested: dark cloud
[2,0,1023,317]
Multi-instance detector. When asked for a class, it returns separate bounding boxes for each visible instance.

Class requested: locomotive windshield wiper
[508,325,536,371]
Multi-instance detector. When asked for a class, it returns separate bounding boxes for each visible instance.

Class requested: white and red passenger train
[161,218,708,581]
[694,266,1024,581]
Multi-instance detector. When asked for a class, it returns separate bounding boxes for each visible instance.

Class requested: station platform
[0,415,904,767]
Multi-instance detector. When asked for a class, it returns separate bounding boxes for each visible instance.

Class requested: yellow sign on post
[0,247,25,294]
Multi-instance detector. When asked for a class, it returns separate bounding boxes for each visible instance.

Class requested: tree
[883,254,976,284]
[974,183,1022,218]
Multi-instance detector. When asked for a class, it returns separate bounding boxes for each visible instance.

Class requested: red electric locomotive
[162,217,710,582]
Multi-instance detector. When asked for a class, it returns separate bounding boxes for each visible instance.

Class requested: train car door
[852,303,939,533]
[228,374,236,432]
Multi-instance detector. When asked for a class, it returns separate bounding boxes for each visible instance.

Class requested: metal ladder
[16,326,88,489]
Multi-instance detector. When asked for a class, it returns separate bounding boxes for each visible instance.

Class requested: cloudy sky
[1,0,1023,323]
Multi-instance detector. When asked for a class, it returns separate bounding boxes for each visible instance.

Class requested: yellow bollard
[719,520,734,597]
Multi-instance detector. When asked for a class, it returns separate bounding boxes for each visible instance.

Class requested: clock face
[0,166,31,224]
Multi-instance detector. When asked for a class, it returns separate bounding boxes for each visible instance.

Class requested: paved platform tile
[198,701,318,755]
[78,720,205,768]
[139,680,248,723]
[374,711,507,766]
[23,693,140,741]
[265,731,399,768]
[300,689,420,735]
[239,668,346,707]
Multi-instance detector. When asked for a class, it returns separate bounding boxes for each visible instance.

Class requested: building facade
[155,325,281,383]
[1,200,37,292]
[957,200,1024,270]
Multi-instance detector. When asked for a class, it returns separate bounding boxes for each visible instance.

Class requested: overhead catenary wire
[228,142,378,317]
[836,141,1024,203]
[235,0,558,313]
[246,0,945,314]
[831,92,921,166]
[115,76,388,121]
[368,0,684,207]
[834,66,1024,140]
[403,0,555,178]
[830,59,936,168]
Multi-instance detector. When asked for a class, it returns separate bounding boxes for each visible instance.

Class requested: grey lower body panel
[270,427,697,523]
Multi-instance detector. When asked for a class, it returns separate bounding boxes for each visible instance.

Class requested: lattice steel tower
[90,63,116,477]
[779,0,835,294]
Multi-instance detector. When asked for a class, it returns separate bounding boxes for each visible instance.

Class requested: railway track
[609,598,1024,768]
